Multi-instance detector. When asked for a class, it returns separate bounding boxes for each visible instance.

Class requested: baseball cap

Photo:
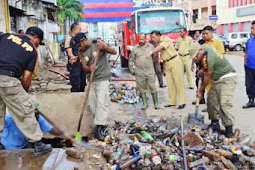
[73,33,87,44]
[26,27,45,45]
[189,42,201,59]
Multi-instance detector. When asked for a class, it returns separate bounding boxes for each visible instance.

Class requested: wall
[216,0,255,24]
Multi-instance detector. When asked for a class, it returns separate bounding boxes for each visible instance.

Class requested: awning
[9,6,26,16]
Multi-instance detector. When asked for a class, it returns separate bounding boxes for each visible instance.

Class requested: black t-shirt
[70,37,79,57]
[0,33,37,78]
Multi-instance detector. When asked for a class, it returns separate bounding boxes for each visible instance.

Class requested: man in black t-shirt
[0,27,52,156]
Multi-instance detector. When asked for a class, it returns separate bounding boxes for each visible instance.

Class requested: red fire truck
[117,7,189,67]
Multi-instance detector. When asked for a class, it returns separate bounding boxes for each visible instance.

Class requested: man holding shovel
[190,43,237,138]
[74,33,117,141]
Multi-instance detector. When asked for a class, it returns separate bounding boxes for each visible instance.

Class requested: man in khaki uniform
[0,27,52,155]
[176,28,194,89]
[190,43,237,138]
[129,34,159,110]
[148,30,186,109]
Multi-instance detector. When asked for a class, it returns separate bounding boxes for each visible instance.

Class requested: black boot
[34,141,52,156]
[95,125,107,141]
[225,126,234,138]
[207,120,220,133]
[243,98,255,109]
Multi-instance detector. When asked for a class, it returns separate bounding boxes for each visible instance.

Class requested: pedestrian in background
[65,23,86,92]
[129,34,160,110]
[148,30,186,109]
[193,30,201,42]
[176,28,194,89]
[18,29,24,35]
[243,21,255,109]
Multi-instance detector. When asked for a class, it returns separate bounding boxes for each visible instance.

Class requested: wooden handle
[196,77,203,106]
[77,50,100,132]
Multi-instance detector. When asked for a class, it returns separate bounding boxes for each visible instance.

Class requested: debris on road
[109,83,140,104]
[80,117,255,169]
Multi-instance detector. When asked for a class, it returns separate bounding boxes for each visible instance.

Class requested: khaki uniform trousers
[165,57,186,105]
[135,72,157,93]
[180,55,193,88]
[89,80,110,125]
[0,75,42,142]
[207,76,237,126]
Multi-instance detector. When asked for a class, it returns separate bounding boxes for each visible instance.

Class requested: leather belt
[179,53,190,57]
[0,70,20,78]
[163,55,177,63]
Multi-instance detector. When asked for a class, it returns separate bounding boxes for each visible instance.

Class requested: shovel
[75,50,100,142]
[187,77,204,125]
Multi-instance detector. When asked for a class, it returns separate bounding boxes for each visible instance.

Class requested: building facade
[175,0,217,31]
[216,0,255,34]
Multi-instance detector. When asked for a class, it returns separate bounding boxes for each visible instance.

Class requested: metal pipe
[180,116,188,170]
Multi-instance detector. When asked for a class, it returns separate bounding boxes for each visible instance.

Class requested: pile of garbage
[109,83,140,104]
[87,117,255,170]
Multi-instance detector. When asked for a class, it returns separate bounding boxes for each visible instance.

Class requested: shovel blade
[75,132,82,142]
[187,113,205,125]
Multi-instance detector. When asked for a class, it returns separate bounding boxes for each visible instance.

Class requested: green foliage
[57,0,83,23]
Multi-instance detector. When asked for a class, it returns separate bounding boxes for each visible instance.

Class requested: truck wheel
[235,44,242,51]
[121,55,128,68]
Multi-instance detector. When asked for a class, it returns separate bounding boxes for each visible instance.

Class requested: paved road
[109,50,255,140]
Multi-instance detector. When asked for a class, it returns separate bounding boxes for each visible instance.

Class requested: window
[240,33,248,38]
[231,34,238,39]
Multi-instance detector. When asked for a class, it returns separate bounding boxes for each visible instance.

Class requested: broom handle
[77,50,99,132]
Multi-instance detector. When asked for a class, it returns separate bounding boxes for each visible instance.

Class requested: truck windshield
[137,10,186,34]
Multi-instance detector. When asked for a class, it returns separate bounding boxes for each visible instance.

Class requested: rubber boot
[141,93,148,110]
[34,141,52,156]
[207,120,220,133]
[225,126,234,138]
[243,98,255,109]
[151,92,160,110]
[95,125,107,141]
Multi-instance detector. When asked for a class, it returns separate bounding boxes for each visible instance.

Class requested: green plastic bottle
[140,131,154,143]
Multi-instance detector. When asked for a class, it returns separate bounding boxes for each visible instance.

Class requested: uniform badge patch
[84,56,89,62]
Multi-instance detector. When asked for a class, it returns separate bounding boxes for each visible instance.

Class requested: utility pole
[4,0,10,33]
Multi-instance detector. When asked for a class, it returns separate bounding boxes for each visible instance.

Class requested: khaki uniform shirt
[175,36,193,56]
[129,43,155,75]
[202,46,235,80]
[159,36,178,61]
[204,38,225,54]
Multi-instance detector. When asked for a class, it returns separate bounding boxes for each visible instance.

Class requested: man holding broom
[74,33,117,141]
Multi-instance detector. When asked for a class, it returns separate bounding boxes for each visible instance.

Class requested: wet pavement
[0,147,106,170]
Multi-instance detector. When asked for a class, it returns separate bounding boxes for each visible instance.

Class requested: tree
[57,0,83,34]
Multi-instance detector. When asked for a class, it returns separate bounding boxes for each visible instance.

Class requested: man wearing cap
[0,27,52,155]
[148,30,186,109]
[176,28,194,89]
[190,43,237,138]
[65,23,85,92]
[129,34,159,110]
[75,33,117,141]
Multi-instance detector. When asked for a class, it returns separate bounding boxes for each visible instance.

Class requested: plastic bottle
[151,149,162,166]
[188,157,210,169]
[220,156,238,170]
[216,149,233,159]
[135,133,147,143]
[140,131,154,143]
[202,150,221,161]
[119,154,142,169]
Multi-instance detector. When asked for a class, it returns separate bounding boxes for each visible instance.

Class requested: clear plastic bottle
[188,156,210,169]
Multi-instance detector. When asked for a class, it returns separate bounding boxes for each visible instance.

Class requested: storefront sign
[236,5,255,17]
